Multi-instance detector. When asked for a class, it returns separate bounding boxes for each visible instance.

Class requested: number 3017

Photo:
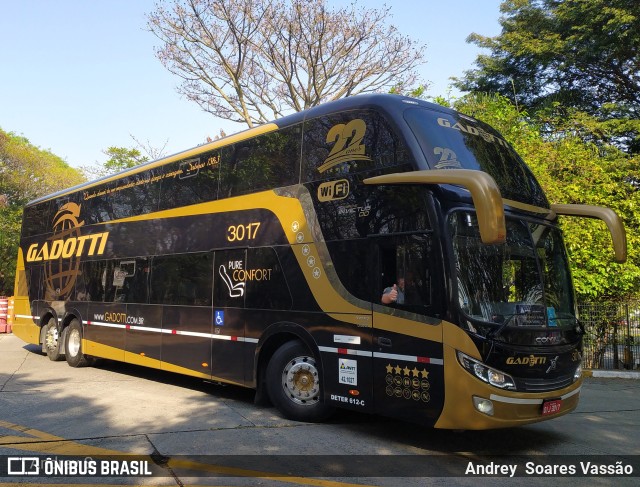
[227,222,261,242]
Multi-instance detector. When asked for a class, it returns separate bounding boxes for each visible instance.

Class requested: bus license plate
[542,399,562,416]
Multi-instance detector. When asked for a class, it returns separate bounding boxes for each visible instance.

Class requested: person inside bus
[381,277,405,305]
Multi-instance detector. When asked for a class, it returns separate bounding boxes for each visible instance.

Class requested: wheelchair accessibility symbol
[215,310,225,326]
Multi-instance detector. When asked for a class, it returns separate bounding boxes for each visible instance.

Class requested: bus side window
[22,201,51,238]
[325,239,372,303]
[377,234,434,315]
[244,247,292,310]
[28,266,42,301]
[111,259,150,304]
[78,260,107,302]
[158,151,221,211]
[150,253,213,306]
[220,125,301,199]
[302,110,413,183]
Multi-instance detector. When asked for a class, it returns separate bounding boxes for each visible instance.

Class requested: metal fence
[578,302,640,370]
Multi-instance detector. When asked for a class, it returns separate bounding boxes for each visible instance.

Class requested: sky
[1,0,504,170]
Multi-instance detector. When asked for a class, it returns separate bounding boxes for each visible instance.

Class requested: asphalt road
[0,332,639,486]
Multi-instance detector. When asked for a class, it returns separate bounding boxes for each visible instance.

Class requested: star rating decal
[384,363,432,403]
[386,363,430,380]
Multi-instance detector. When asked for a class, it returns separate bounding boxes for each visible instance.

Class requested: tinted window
[302,110,412,183]
[376,233,435,315]
[76,259,150,304]
[245,247,291,310]
[150,253,213,306]
[314,183,431,240]
[22,201,51,237]
[77,260,110,302]
[326,239,372,302]
[28,266,42,301]
[83,169,161,222]
[220,126,301,198]
[159,150,221,210]
[404,108,548,207]
[112,258,150,303]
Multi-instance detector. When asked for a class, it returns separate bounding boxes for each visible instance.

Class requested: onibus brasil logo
[25,203,109,299]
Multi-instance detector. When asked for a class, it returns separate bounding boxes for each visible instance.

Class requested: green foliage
[453,94,640,300]
[83,146,149,180]
[456,0,640,154]
[0,128,85,291]
[103,146,148,173]
[389,84,429,99]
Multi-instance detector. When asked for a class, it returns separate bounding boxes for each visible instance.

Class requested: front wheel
[266,340,333,422]
[64,319,93,367]
[43,317,64,361]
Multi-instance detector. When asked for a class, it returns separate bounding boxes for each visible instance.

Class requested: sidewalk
[583,369,640,379]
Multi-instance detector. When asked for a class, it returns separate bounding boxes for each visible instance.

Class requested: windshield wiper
[487,312,531,340]
[488,311,581,340]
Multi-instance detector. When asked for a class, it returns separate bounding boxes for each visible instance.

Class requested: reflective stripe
[489,394,543,405]
[373,351,443,365]
[86,320,258,343]
[319,346,373,357]
[561,386,581,400]
[491,386,581,405]
[318,346,444,365]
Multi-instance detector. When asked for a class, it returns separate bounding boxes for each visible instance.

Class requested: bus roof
[27,94,453,207]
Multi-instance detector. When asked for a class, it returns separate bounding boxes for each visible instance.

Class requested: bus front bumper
[435,345,582,430]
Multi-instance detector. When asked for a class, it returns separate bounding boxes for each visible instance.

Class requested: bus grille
[516,375,574,392]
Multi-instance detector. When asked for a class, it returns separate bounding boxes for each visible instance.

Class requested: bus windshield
[449,211,576,338]
[404,107,549,208]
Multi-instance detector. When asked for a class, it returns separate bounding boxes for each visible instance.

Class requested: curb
[583,369,640,379]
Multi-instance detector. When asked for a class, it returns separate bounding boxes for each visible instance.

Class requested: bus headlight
[457,351,516,390]
[472,396,494,416]
[573,363,582,382]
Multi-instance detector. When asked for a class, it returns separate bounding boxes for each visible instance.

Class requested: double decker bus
[12,94,626,429]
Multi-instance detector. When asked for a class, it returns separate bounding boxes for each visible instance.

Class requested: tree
[0,128,85,288]
[82,147,149,180]
[456,0,640,153]
[81,135,170,180]
[449,94,640,300]
[147,0,426,127]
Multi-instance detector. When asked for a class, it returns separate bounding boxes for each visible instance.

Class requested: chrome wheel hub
[45,326,59,351]
[68,329,81,357]
[282,356,320,405]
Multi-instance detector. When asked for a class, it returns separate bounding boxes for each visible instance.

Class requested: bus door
[83,260,125,361]
[370,233,445,426]
[152,252,214,377]
[116,258,162,365]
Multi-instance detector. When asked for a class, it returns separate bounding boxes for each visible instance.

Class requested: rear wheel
[65,319,93,367]
[266,340,333,422]
[43,317,64,361]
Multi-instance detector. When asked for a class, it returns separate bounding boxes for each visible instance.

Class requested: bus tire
[266,340,333,422]
[64,319,93,368]
[43,317,64,361]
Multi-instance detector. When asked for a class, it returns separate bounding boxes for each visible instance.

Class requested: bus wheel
[65,319,93,368]
[266,340,333,422]
[43,318,64,361]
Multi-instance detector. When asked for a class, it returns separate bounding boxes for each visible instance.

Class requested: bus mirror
[363,169,506,245]
[550,204,627,263]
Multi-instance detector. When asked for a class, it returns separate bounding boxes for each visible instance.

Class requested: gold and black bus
[12,94,626,429]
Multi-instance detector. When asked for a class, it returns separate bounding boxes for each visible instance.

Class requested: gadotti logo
[25,203,110,299]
